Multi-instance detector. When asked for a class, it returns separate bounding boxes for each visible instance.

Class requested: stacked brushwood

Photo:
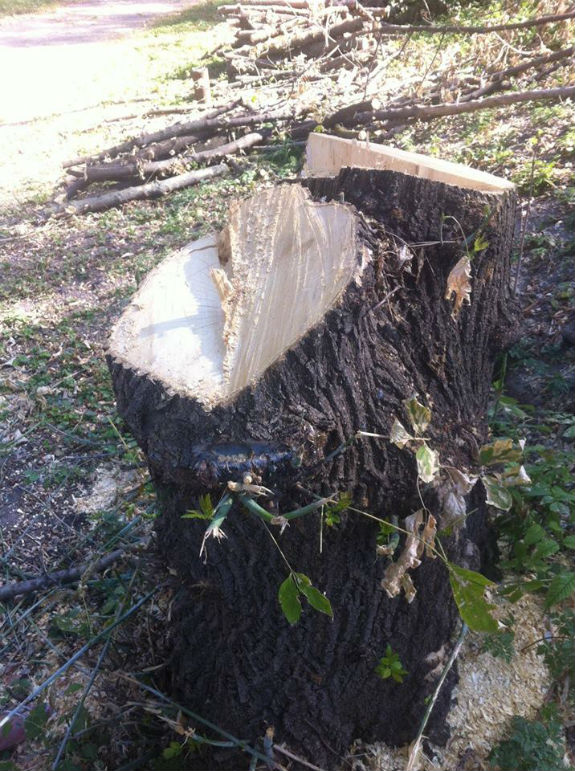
[59,3,575,215]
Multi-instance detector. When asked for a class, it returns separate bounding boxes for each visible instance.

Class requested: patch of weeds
[495,438,574,592]
[265,139,305,177]
[536,608,575,693]
[513,158,558,196]
[488,710,568,771]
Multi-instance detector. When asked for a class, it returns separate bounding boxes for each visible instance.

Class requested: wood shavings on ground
[74,464,139,514]
[348,594,551,771]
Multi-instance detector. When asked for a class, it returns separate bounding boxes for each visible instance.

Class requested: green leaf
[390,418,412,449]
[182,493,215,520]
[181,509,212,520]
[483,475,512,510]
[293,572,312,589]
[299,583,333,619]
[448,564,498,633]
[415,444,439,483]
[523,523,546,545]
[563,535,575,549]
[473,233,489,253]
[24,703,49,741]
[478,438,522,466]
[278,575,301,625]
[545,572,575,609]
[404,397,431,435]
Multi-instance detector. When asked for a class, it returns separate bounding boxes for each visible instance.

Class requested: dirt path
[0,0,197,124]
[0,0,228,208]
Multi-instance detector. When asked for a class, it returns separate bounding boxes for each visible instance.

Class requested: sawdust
[349,594,551,771]
[74,463,139,514]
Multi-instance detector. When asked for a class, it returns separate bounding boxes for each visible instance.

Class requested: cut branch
[356,85,575,126]
[58,163,229,215]
[62,101,240,168]
[0,546,141,602]
[263,16,364,57]
[375,10,575,35]
[84,132,265,183]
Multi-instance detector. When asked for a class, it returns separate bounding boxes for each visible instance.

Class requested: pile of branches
[59,2,575,215]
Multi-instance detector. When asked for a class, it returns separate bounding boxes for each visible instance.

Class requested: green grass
[0,0,62,16]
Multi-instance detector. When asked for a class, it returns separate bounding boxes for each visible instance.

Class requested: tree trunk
[107,136,517,768]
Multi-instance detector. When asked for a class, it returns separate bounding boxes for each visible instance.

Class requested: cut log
[59,163,229,216]
[83,132,266,184]
[107,135,517,767]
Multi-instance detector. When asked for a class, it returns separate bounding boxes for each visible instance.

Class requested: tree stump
[108,136,517,768]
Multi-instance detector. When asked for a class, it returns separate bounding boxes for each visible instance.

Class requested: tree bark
[107,142,517,768]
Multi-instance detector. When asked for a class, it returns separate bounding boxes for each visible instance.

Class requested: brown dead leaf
[445,254,472,318]
[381,510,424,599]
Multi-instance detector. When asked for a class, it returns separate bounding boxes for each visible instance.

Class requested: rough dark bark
[108,168,517,768]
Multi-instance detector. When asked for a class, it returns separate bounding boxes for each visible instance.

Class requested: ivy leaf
[390,418,413,449]
[483,475,512,511]
[448,564,498,633]
[478,438,522,466]
[278,575,301,625]
[403,397,431,435]
[544,571,575,609]
[415,444,439,484]
[299,583,333,619]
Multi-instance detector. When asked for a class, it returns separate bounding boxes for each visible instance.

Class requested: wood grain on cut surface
[304,132,515,192]
[109,185,364,407]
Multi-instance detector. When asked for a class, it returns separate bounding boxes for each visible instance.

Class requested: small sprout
[375,645,409,683]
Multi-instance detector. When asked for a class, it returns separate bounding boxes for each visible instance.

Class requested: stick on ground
[58,163,229,216]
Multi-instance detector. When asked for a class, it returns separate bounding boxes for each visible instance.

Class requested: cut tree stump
[107,135,517,768]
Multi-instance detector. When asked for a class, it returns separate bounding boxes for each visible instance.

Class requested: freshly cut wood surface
[304,132,515,192]
[109,185,363,407]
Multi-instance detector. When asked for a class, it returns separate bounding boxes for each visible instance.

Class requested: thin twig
[121,676,289,771]
[406,622,468,771]
[273,743,327,771]
[0,540,146,602]
[0,586,161,733]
